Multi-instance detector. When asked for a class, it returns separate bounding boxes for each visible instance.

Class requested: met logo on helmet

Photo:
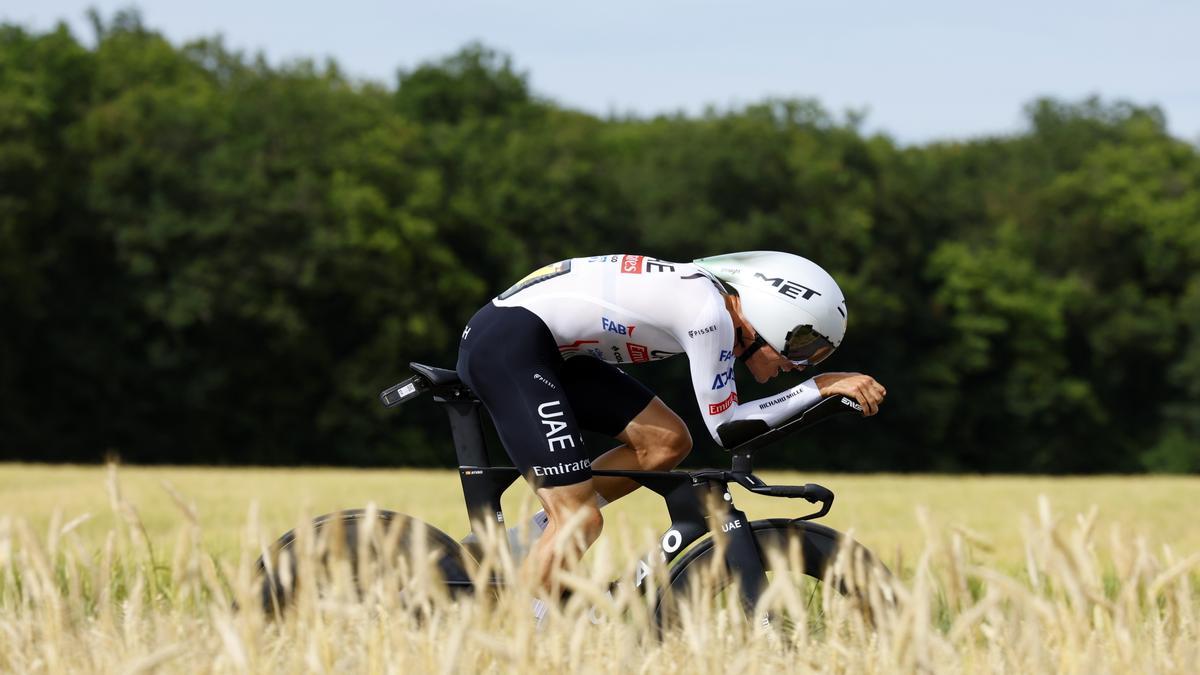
[753,272,822,300]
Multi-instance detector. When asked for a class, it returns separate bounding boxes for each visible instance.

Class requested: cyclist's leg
[592,398,692,502]
[457,304,603,580]
[562,356,692,503]
[457,304,591,486]
[528,479,603,588]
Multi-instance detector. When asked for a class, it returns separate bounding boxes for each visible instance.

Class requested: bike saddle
[410,362,461,386]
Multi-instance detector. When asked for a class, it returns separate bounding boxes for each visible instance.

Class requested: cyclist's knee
[646,424,691,468]
[579,504,604,540]
[663,426,692,464]
[625,400,692,468]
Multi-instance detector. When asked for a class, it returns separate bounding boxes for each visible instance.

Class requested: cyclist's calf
[529,480,605,586]
[537,480,605,543]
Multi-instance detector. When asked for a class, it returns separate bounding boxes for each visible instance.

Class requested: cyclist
[456,251,886,589]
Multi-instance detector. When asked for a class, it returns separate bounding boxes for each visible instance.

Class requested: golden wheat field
[1,462,1197,673]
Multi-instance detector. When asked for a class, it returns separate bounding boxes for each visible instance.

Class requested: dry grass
[0,463,1197,673]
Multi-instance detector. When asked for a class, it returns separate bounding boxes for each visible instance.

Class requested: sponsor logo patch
[753,272,822,300]
[620,255,644,274]
[537,400,577,452]
[651,349,682,360]
[719,349,734,362]
[558,339,600,356]
[711,367,734,390]
[759,389,803,410]
[533,373,556,389]
[627,343,650,363]
[601,317,636,336]
[532,458,591,478]
[708,392,738,415]
[688,324,718,339]
[498,260,573,300]
[646,260,676,273]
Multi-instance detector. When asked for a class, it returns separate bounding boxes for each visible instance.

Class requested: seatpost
[437,394,519,538]
[440,398,489,467]
[731,453,754,474]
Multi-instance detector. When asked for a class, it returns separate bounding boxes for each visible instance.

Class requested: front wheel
[656,519,891,629]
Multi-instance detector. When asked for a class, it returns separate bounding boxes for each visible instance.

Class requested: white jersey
[493,254,822,446]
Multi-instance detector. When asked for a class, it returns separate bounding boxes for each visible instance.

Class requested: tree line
[2,11,1198,472]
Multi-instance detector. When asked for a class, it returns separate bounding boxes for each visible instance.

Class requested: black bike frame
[377,360,858,607]
[435,383,804,608]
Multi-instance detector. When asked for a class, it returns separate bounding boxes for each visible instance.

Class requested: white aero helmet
[694,251,848,366]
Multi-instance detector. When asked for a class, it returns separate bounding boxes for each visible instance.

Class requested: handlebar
[731,474,835,520]
[753,483,834,503]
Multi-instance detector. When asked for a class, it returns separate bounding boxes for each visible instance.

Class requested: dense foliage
[2,13,1198,472]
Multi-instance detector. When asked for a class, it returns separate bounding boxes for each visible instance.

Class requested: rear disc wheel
[254,508,474,614]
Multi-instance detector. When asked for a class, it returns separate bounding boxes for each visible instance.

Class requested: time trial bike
[255,362,890,625]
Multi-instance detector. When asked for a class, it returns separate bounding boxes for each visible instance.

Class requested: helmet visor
[783,325,835,366]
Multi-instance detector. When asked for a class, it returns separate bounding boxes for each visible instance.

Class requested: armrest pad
[720,395,863,454]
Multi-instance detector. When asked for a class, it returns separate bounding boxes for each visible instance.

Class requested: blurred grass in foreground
[0,463,1196,571]
[0,463,1196,673]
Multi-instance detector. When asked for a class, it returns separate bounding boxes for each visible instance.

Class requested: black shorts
[456,302,656,487]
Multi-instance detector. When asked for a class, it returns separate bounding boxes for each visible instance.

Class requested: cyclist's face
[724,293,803,384]
[744,339,802,384]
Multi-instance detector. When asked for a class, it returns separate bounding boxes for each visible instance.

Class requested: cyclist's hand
[813,372,887,416]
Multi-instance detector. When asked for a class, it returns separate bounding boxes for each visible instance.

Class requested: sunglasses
[740,324,835,367]
[783,324,836,365]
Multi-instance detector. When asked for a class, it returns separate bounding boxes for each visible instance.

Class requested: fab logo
[601,317,636,336]
[719,349,734,362]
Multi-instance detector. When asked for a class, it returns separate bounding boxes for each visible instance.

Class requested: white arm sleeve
[721,378,823,431]
[678,291,824,448]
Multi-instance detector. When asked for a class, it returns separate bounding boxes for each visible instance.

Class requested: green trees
[1,15,1196,472]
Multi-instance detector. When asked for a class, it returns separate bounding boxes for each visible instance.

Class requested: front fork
[630,476,768,612]
[713,488,769,613]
